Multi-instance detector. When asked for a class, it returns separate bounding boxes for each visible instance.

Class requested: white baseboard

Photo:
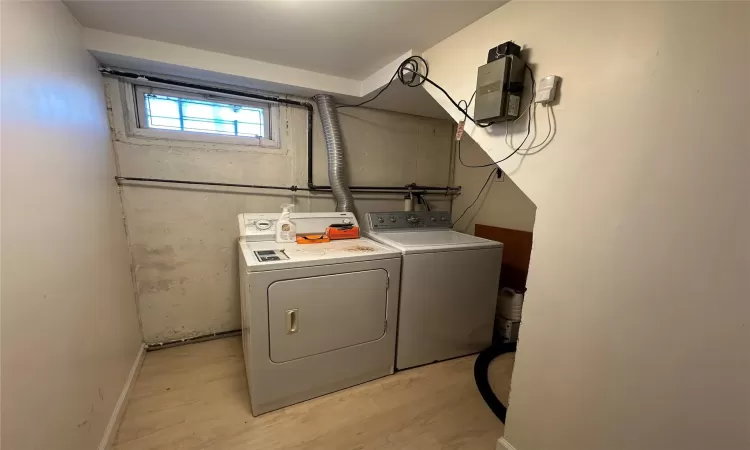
[98,343,146,450]
[497,436,518,450]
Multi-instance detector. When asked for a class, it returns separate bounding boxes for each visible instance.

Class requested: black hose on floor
[474,342,517,423]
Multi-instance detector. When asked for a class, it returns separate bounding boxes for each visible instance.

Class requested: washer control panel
[365,211,451,230]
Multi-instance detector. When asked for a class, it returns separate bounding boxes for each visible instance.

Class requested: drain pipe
[313,94,355,212]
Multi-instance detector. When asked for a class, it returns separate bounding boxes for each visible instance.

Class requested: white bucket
[496,287,524,322]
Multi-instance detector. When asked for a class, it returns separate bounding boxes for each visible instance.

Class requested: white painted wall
[1,3,142,450]
[452,134,536,233]
[105,79,454,344]
[82,29,451,120]
[85,28,361,97]
[423,2,750,449]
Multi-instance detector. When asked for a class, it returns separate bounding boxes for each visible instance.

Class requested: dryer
[238,212,401,415]
[363,211,503,370]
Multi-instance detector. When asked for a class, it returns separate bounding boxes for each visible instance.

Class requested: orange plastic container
[295,234,330,244]
[326,225,360,240]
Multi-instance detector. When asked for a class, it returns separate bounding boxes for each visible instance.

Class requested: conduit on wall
[101,68,462,197]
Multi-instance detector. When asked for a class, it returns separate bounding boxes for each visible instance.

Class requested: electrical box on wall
[474,41,526,124]
[535,75,560,104]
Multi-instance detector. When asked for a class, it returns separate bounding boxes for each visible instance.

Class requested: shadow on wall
[451,132,537,234]
[452,133,537,349]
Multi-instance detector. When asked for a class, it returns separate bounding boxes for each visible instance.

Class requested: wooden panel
[474,224,533,291]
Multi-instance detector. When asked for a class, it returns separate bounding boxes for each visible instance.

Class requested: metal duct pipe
[313,94,354,212]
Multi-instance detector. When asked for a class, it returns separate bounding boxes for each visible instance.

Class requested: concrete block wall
[105,78,455,344]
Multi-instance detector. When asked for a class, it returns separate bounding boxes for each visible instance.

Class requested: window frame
[125,83,282,149]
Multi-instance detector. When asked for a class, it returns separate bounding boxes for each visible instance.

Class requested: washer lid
[367,230,502,254]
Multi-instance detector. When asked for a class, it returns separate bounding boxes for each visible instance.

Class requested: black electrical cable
[452,168,496,228]
[418,75,492,128]
[422,195,431,212]
[337,71,398,109]
[456,64,536,168]
[397,58,491,128]
[338,55,536,137]
[337,56,428,109]
[457,91,477,117]
[338,56,492,127]
[415,193,431,211]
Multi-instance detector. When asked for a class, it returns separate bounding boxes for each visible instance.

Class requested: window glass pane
[181,101,216,122]
[236,109,262,126]
[237,123,263,137]
[183,118,231,135]
[143,93,266,138]
[150,116,181,130]
[145,96,181,131]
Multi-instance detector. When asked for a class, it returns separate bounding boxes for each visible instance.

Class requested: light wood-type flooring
[113,336,514,450]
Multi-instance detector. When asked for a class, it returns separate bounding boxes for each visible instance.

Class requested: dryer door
[268,269,388,363]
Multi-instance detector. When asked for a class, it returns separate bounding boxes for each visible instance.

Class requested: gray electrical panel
[474,43,526,124]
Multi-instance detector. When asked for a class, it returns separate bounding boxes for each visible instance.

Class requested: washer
[238,212,401,416]
[363,211,503,370]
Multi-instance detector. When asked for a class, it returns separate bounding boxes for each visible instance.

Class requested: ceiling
[65,1,504,80]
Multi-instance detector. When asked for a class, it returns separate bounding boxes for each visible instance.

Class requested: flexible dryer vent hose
[313,94,355,212]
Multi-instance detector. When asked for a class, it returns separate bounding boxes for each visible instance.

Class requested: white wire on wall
[505,103,556,155]
[452,74,557,230]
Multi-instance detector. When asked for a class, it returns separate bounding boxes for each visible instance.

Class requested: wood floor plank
[113,337,513,450]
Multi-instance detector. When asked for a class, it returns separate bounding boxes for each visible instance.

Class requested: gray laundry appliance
[238,212,401,415]
[363,211,503,370]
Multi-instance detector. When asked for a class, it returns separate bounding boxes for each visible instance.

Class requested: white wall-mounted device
[535,75,560,104]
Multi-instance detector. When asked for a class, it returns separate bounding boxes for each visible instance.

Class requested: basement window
[131,85,279,148]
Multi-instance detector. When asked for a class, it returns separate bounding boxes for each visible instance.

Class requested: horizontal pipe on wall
[309,183,461,192]
[116,176,310,191]
[100,68,312,108]
[311,187,459,195]
[101,68,462,195]
[115,176,459,196]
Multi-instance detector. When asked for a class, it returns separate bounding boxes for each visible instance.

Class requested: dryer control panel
[254,249,290,262]
[239,213,281,241]
[239,212,358,241]
[365,211,451,231]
